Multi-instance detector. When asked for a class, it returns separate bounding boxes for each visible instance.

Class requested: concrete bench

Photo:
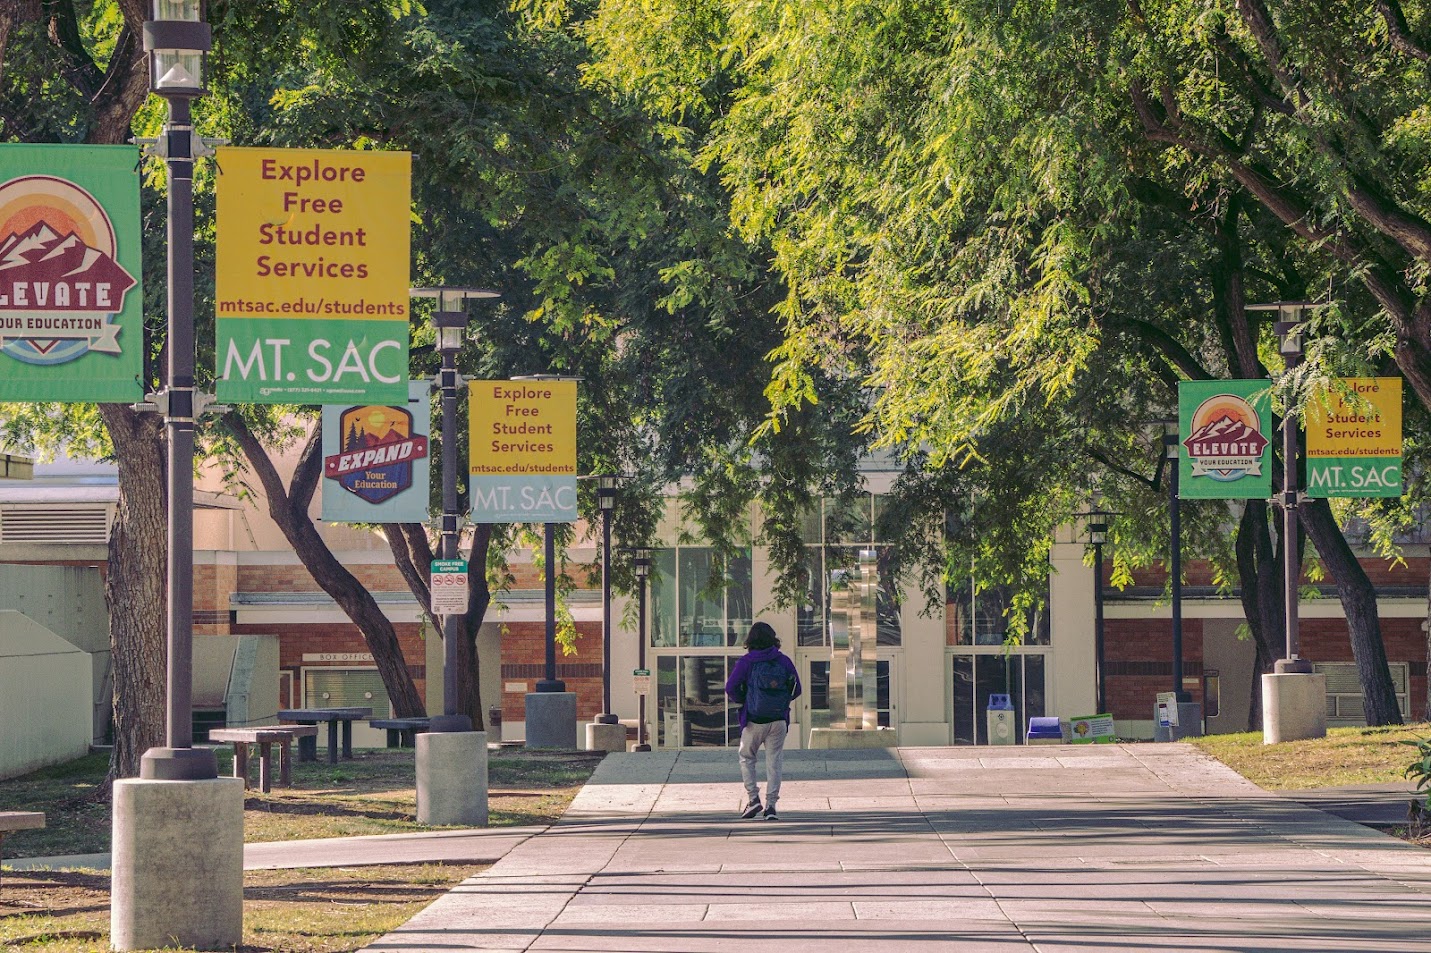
[368,717,431,748]
[207,726,319,793]
[0,812,44,889]
[279,708,373,763]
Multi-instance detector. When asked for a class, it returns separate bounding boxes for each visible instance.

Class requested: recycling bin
[986,693,1016,746]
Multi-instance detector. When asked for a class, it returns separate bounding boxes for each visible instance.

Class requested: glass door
[800,656,893,746]
[950,653,1046,745]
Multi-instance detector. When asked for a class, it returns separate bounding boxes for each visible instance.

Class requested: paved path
[363,745,1431,953]
[6,826,543,872]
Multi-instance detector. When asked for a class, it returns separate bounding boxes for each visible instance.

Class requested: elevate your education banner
[0,144,143,402]
[215,147,411,403]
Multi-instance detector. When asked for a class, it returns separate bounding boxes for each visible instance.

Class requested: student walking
[725,621,801,820]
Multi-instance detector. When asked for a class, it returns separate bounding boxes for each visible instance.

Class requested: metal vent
[303,668,392,718]
[0,505,112,544]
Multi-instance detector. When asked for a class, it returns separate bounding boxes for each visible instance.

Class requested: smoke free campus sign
[215,147,410,403]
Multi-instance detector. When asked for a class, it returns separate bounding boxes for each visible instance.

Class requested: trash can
[487,706,503,743]
[986,693,1016,746]
[1026,716,1064,745]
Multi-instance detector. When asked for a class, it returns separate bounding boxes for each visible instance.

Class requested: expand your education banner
[214,147,411,404]
[320,381,431,523]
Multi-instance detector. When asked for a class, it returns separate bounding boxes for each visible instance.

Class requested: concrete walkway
[7,825,543,872]
[362,744,1431,952]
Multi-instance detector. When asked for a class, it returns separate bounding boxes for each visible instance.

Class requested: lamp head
[597,474,620,510]
[144,1,210,97]
[434,310,467,355]
[633,548,652,579]
[1089,521,1108,545]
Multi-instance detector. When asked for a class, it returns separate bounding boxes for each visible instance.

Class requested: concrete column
[416,731,489,826]
[585,721,626,753]
[111,777,245,951]
[524,692,577,749]
[1262,672,1327,744]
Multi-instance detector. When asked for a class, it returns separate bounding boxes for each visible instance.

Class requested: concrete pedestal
[807,727,899,750]
[111,777,245,951]
[585,721,626,754]
[524,692,577,749]
[1153,702,1204,742]
[417,730,489,826]
[1262,672,1328,744]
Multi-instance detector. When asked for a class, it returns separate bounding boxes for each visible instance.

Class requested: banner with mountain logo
[320,381,431,523]
[1178,380,1273,499]
[0,145,143,402]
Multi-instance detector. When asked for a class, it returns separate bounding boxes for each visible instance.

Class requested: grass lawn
[0,746,604,952]
[1190,722,1431,790]
[0,746,604,858]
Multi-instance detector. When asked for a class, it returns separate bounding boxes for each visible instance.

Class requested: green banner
[216,316,407,403]
[1179,380,1273,499]
[0,145,143,403]
[1306,457,1402,497]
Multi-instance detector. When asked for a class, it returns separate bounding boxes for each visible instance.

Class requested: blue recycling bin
[1026,716,1063,744]
[986,694,1015,745]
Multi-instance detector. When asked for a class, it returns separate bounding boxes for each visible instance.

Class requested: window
[796,496,902,647]
[650,546,753,648]
[1315,661,1409,726]
[948,582,1050,646]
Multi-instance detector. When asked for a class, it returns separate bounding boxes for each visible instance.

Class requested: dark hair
[744,621,780,651]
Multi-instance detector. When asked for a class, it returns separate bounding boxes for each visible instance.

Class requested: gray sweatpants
[738,720,788,807]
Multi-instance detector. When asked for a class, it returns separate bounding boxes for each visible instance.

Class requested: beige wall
[0,611,92,779]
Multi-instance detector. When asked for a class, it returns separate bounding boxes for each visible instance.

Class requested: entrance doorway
[799,655,894,746]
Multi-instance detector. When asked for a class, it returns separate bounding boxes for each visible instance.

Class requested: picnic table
[207,726,319,792]
[368,716,431,748]
[278,707,372,763]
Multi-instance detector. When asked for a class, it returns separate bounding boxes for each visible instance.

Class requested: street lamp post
[1275,312,1311,675]
[595,475,620,725]
[1075,508,1115,714]
[140,0,214,783]
[1165,423,1187,703]
[113,7,244,950]
[415,287,500,732]
[536,521,565,693]
[633,549,652,751]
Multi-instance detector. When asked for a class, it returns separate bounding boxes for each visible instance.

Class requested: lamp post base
[1274,657,1315,675]
[429,713,474,733]
[524,691,577,749]
[416,730,488,826]
[594,712,620,725]
[585,720,627,754]
[535,678,567,693]
[139,746,218,781]
[1262,671,1328,743]
[632,744,652,752]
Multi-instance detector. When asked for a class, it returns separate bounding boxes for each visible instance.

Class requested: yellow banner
[469,380,577,475]
[215,147,410,320]
[1307,378,1402,458]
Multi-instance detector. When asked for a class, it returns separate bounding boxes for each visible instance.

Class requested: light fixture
[1276,319,1304,359]
[434,310,466,354]
[597,474,619,512]
[1089,520,1108,546]
[144,0,210,96]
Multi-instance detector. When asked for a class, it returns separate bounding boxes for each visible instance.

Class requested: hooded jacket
[725,645,802,729]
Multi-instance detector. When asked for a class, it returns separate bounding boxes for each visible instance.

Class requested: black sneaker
[763,806,780,821]
[740,799,763,819]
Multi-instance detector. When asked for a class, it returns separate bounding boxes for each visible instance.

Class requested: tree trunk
[100,404,168,781]
[228,415,425,718]
[1236,501,1284,730]
[1300,498,1403,725]
[386,521,495,730]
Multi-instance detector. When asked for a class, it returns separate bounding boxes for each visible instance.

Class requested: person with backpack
[725,621,801,821]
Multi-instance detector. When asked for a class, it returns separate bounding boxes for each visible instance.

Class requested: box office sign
[468,380,577,523]
[215,147,411,403]
[321,381,431,523]
[1178,380,1272,499]
[1305,378,1403,498]
[0,145,143,402]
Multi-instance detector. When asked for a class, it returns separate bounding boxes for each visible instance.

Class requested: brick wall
[1102,618,1205,720]
[232,620,428,707]
[498,619,606,722]
[237,561,411,594]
